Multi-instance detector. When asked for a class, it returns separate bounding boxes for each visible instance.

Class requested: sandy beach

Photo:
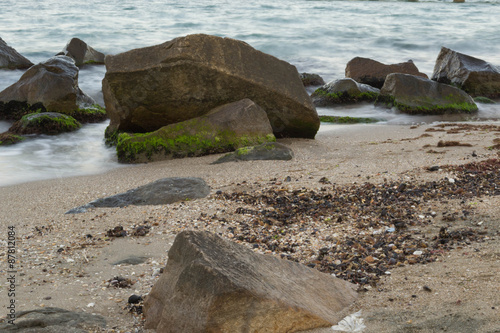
[1,122,499,332]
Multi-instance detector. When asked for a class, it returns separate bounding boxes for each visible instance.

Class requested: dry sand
[1,122,499,332]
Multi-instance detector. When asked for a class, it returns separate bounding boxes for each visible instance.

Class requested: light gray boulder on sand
[377,73,477,114]
[0,56,95,112]
[66,177,210,214]
[0,37,33,69]
[56,37,105,66]
[115,99,276,163]
[345,57,428,88]
[102,33,319,138]
[144,230,358,333]
[432,46,500,98]
[311,78,380,106]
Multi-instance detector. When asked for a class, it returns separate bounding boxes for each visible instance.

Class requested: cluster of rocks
[310,47,500,115]
[0,37,106,146]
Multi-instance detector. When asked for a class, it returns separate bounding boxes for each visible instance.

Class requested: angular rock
[66,177,210,214]
[0,307,106,332]
[115,98,276,163]
[56,37,105,66]
[0,56,95,113]
[0,37,33,69]
[211,142,294,164]
[311,78,380,106]
[432,47,500,98]
[378,73,477,114]
[102,34,319,138]
[144,230,357,333]
[345,57,428,89]
[300,72,325,86]
[9,112,81,135]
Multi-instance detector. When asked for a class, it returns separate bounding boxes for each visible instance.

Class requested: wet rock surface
[56,37,105,66]
[66,177,210,214]
[312,78,380,106]
[0,37,33,69]
[211,142,294,164]
[9,112,81,135]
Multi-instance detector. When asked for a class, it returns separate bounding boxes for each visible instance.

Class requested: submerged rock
[378,73,477,114]
[211,142,294,164]
[143,230,357,333]
[345,57,428,88]
[0,37,33,69]
[66,177,210,214]
[103,34,319,138]
[115,99,275,163]
[432,47,500,98]
[0,56,95,113]
[311,78,380,106]
[56,37,105,66]
[9,112,81,135]
[0,307,106,332]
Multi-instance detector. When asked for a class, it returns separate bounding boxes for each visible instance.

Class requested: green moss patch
[9,112,82,135]
[116,119,276,163]
[0,132,25,146]
[376,95,478,115]
[312,89,379,106]
[474,96,496,104]
[319,115,380,124]
[65,104,108,123]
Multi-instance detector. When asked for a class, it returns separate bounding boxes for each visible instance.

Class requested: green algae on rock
[311,78,379,107]
[116,99,276,163]
[0,132,24,145]
[9,112,81,135]
[319,116,380,124]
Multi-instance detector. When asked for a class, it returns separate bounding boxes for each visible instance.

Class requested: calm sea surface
[1,0,500,186]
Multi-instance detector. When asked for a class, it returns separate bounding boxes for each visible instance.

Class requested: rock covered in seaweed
[115,99,276,163]
[0,37,33,69]
[0,56,95,113]
[432,46,500,98]
[345,57,428,88]
[9,112,81,135]
[56,37,105,66]
[311,78,379,106]
[378,73,477,114]
[143,230,357,333]
[102,34,319,139]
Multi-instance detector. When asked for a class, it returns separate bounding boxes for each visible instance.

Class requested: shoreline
[1,122,499,332]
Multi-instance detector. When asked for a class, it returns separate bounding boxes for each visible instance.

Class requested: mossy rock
[9,112,81,135]
[319,115,380,124]
[311,79,380,107]
[473,96,496,104]
[66,104,108,123]
[0,101,46,121]
[0,132,24,146]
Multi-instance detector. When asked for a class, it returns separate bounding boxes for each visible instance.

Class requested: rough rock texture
[9,112,81,135]
[211,142,294,164]
[144,230,358,333]
[102,34,319,138]
[115,98,276,163]
[66,177,210,214]
[300,72,326,86]
[56,37,105,66]
[311,78,380,106]
[0,37,33,69]
[0,307,106,332]
[432,47,500,98]
[345,57,428,88]
[0,56,95,112]
[0,132,24,145]
[378,73,477,114]
[0,101,46,121]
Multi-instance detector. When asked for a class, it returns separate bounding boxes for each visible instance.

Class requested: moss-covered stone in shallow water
[9,112,81,135]
[319,116,380,124]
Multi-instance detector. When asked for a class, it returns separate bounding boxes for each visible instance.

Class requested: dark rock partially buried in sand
[432,47,500,98]
[66,177,210,214]
[143,230,357,333]
[0,307,106,332]
[102,34,319,138]
[377,73,477,114]
[211,142,294,164]
[0,37,33,69]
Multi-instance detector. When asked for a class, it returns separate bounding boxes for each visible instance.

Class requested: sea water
[1,0,499,186]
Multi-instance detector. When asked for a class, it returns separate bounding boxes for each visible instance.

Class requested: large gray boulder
[432,47,500,98]
[102,34,319,138]
[345,57,428,88]
[115,98,276,163]
[144,230,358,333]
[311,78,380,106]
[56,37,105,66]
[0,37,33,69]
[66,177,210,214]
[0,56,95,113]
[378,73,477,114]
